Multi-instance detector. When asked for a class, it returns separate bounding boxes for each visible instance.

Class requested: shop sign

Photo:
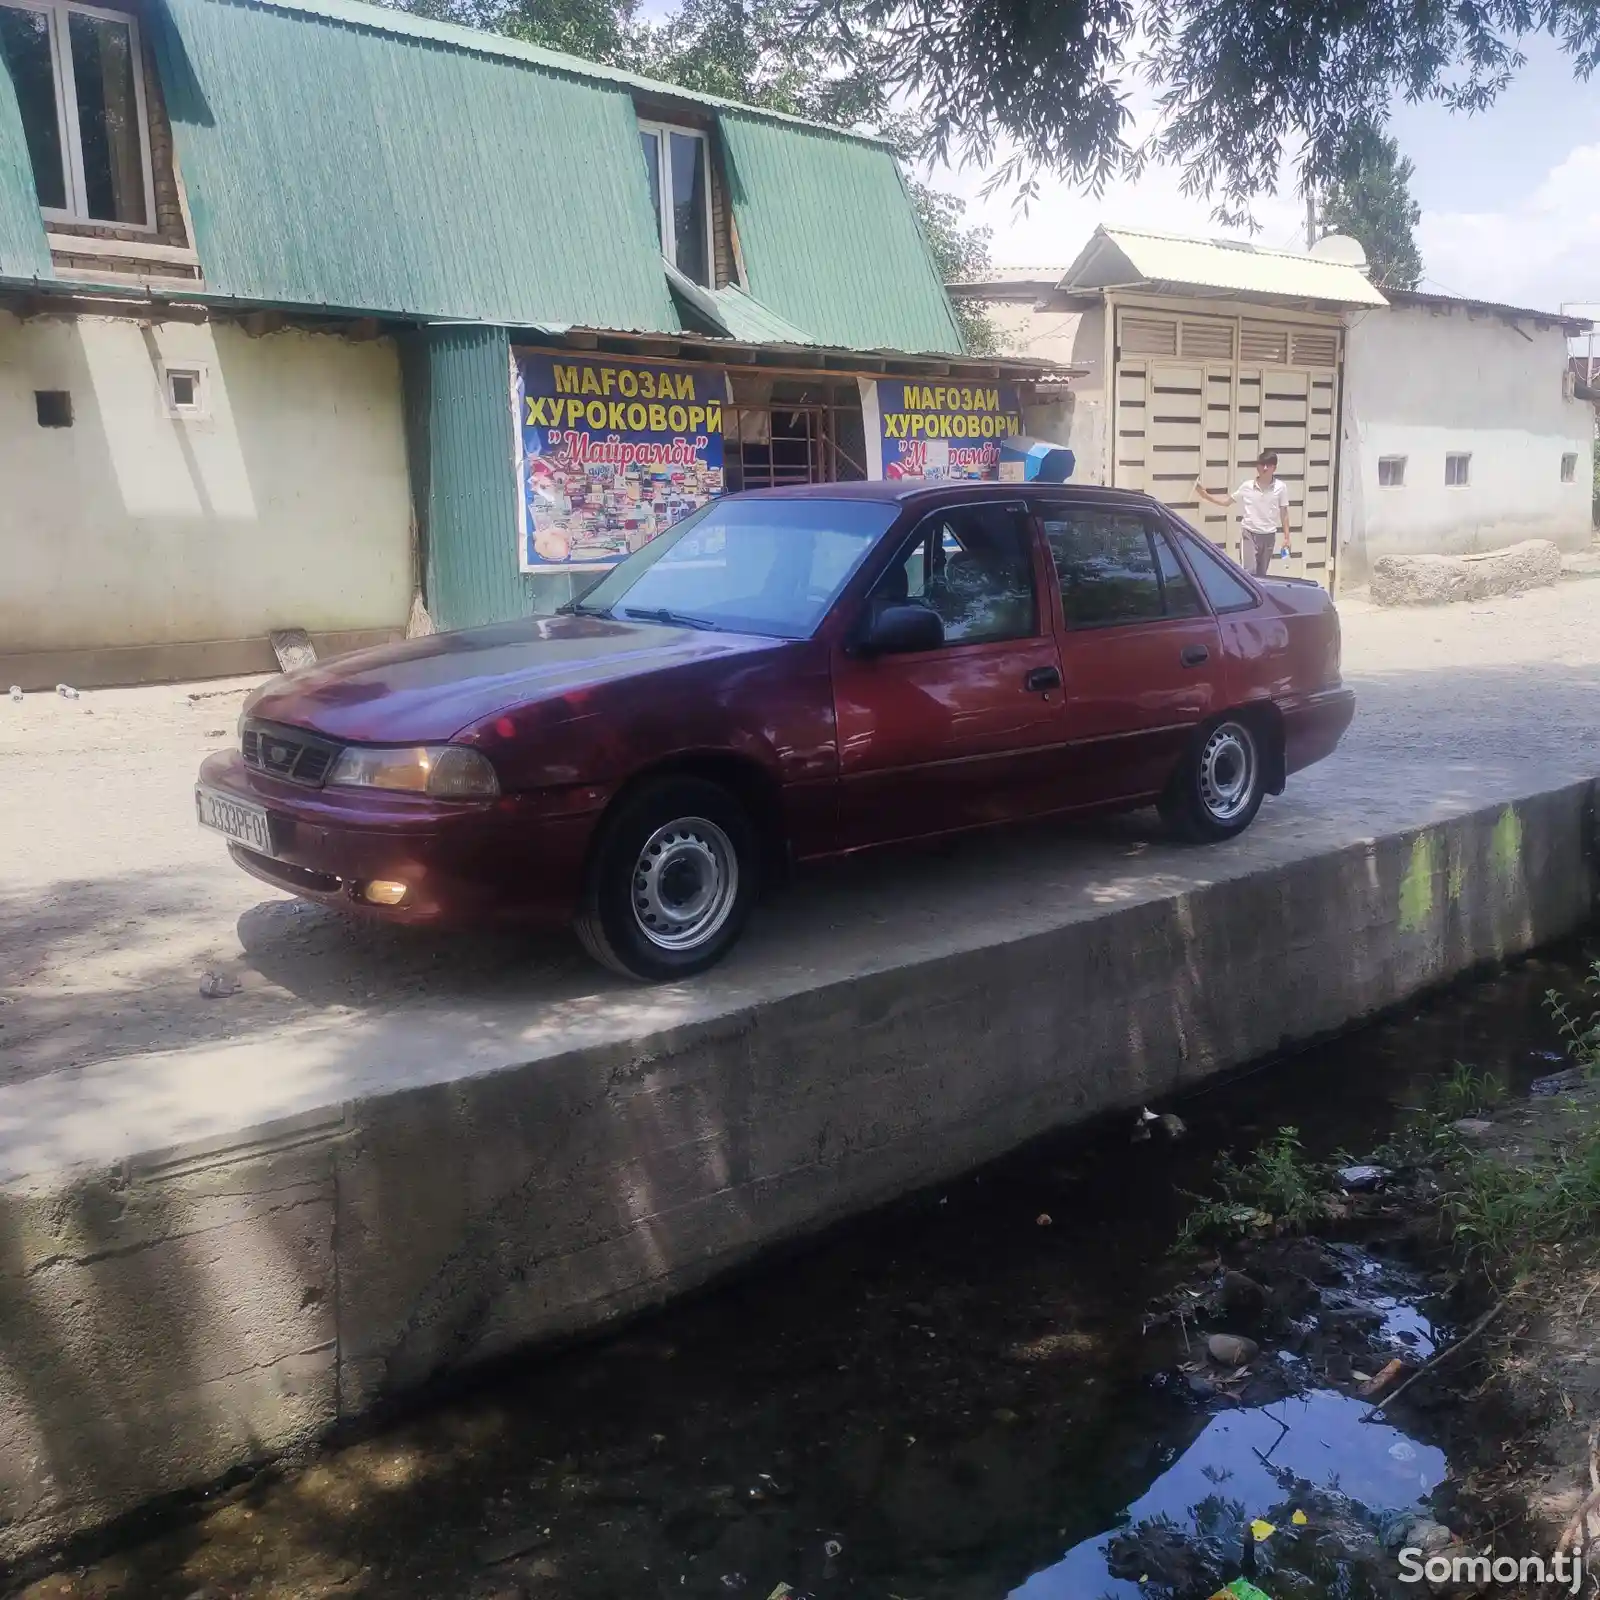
[514,351,727,572]
[858,378,1024,482]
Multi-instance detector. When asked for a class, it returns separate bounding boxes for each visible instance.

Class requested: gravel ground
[3,571,1598,1090]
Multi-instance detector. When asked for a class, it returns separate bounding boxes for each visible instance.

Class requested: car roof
[731,481,1158,508]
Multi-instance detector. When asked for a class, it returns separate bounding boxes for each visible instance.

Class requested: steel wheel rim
[1198,722,1257,822]
[631,816,739,951]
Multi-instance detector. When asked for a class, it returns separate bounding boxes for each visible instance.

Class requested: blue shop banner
[858,377,1024,482]
[514,351,727,572]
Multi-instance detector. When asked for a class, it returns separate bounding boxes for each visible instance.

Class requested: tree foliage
[902,176,997,354]
[390,0,998,351]
[798,0,1600,222]
[1317,127,1424,291]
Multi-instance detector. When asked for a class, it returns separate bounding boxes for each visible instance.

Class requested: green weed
[1178,1126,1329,1247]
[1441,1124,1600,1285]
[1546,960,1600,1075]
[1431,1060,1506,1120]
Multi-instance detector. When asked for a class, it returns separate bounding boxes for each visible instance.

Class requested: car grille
[241,720,340,788]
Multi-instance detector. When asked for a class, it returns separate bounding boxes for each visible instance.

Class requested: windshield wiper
[620,606,719,631]
[558,599,613,618]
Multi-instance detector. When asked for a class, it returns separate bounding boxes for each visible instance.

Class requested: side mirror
[860,602,944,657]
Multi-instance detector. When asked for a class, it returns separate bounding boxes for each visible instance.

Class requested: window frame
[162,361,207,419]
[864,501,1043,651]
[1561,452,1578,484]
[1377,455,1407,488]
[1445,451,1472,488]
[636,117,714,288]
[2,0,157,231]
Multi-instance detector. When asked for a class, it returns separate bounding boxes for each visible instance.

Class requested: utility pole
[1305,187,1317,252]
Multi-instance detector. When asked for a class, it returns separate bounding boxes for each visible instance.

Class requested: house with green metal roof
[0,0,1060,685]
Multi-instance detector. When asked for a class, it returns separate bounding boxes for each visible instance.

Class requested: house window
[638,119,711,287]
[1561,452,1578,483]
[1378,455,1406,487]
[0,0,153,227]
[163,364,204,416]
[34,388,72,426]
[1445,452,1471,487]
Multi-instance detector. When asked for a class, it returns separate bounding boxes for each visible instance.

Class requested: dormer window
[0,0,154,227]
[637,119,711,287]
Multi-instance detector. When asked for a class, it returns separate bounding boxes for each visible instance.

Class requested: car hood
[244,614,787,743]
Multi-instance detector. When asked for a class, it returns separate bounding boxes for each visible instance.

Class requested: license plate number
[196,786,273,855]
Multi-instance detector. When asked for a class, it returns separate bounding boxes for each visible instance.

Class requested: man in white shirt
[1194,451,1291,577]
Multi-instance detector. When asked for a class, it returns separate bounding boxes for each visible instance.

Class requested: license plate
[196,786,274,856]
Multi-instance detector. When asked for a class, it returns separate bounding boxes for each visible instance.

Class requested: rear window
[1180,532,1260,612]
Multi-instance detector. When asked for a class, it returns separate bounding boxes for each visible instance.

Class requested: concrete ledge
[1371,540,1563,607]
[0,629,403,693]
[0,781,1594,1561]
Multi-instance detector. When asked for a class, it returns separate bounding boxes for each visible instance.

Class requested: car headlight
[326,745,500,798]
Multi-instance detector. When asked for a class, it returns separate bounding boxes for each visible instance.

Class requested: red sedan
[196,484,1353,980]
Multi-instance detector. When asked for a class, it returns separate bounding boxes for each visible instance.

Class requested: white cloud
[1417,143,1600,315]
[932,130,1600,322]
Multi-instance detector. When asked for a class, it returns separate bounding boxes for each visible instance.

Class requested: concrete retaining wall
[1,783,1593,1562]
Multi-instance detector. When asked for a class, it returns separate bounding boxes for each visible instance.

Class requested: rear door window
[1037,506,1173,629]
[1151,528,1205,619]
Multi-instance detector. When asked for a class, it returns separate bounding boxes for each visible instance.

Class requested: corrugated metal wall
[154,0,676,331]
[0,47,51,280]
[419,325,575,631]
[717,113,963,356]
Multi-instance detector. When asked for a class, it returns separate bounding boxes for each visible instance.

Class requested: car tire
[574,776,758,981]
[1160,714,1266,843]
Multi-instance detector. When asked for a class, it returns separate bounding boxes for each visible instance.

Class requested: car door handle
[1025,666,1062,693]
[1180,645,1210,668]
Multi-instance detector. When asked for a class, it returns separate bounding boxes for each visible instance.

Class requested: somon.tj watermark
[1399,1547,1586,1591]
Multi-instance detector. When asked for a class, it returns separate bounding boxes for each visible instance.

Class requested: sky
[917,34,1600,323]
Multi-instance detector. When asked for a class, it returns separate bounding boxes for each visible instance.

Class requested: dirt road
[4,573,1598,1090]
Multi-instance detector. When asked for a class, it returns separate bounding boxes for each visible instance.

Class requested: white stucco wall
[1339,301,1595,563]
[1004,301,1108,483]
[0,312,412,656]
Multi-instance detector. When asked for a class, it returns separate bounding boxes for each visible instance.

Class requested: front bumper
[198,750,599,926]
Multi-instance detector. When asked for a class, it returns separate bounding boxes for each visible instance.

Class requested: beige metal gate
[1111,309,1342,587]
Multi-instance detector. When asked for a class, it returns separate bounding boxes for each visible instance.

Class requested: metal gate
[1110,310,1342,587]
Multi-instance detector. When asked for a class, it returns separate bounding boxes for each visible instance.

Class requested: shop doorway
[724,376,868,492]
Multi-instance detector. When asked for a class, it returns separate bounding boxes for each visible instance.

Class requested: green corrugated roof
[154,0,678,329]
[0,42,51,279]
[0,0,965,350]
[718,112,963,356]
[708,283,817,345]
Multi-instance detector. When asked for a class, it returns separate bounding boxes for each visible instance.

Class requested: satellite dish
[1309,233,1369,269]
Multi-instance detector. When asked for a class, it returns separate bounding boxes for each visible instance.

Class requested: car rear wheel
[1160,715,1266,843]
[574,776,758,981]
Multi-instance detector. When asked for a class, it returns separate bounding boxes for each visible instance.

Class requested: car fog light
[364,880,408,906]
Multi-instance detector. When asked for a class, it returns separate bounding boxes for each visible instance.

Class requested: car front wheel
[575,776,758,981]
[1160,715,1266,842]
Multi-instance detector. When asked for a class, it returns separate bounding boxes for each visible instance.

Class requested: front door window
[872,503,1039,646]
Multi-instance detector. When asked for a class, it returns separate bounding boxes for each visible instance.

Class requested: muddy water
[13,948,1595,1600]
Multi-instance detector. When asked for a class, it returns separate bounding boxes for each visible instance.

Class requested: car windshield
[570,498,897,639]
